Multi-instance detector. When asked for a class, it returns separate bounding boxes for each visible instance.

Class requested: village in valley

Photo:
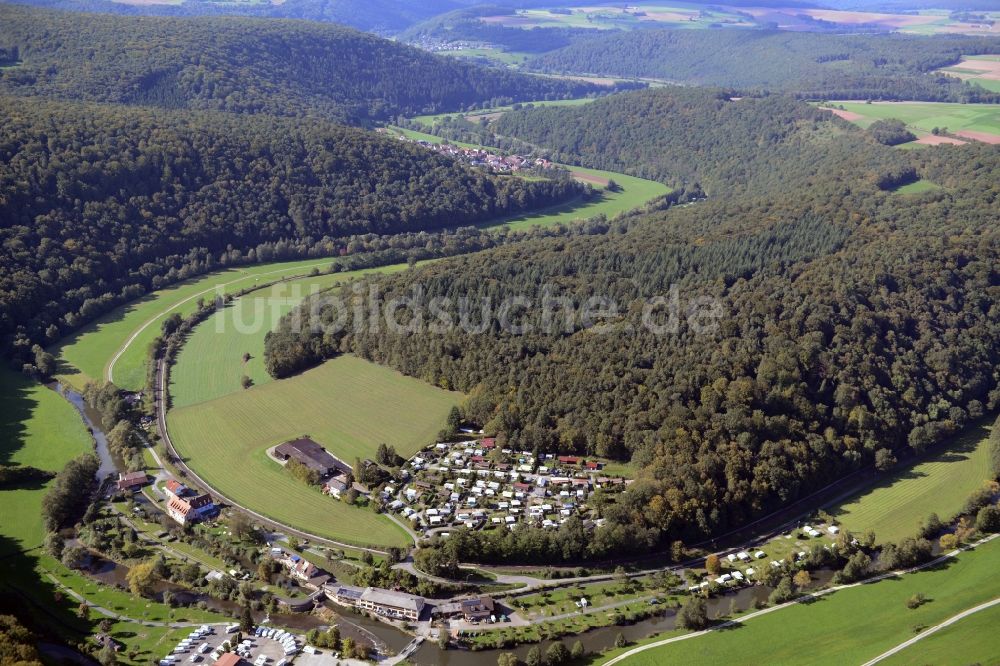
[394,134,558,175]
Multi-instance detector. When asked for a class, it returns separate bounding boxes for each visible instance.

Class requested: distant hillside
[0,0,462,33]
[0,95,584,349]
[400,5,604,54]
[491,87,908,196]
[0,4,596,122]
[527,29,1000,102]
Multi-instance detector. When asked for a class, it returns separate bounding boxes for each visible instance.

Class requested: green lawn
[387,126,670,230]
[169,264,408,408]
[827,419,995,544]
[893,179,942,195]
[826,101,1000,138]
[0,368,92,554]
[514,578,657,619]
[879,600,1000,666]
[167,355,461,547]
[51,256,345,392]
[607,537,1000,665]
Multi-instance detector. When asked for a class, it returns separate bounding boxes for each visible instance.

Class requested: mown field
[169,264,408,408]
[827,419,995,544]
[826,101,1000,142]
[936,55,1000,93]
[167,355,461,547]
[0,367,92,554]
[601,536,1000,665]
[879,600,1000,666]
[51,257,344,392]
[387,126,670,230]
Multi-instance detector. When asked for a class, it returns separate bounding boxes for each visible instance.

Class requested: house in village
[166,493,216,526]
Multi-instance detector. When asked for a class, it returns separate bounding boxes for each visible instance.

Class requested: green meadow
[167,355,461,548]
[892,179,942,195]
[169,264,408,409]
[52,257,345,392]
[828,419,996,544]
[0,368,92,555]
[603,537,1000,665]
[828,100,1000,137]
[879,600,1000,665]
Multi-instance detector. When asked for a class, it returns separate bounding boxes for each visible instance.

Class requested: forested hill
[527,29,1000,102]
[0,4,595,123]
[0,95,584,355]
[267,141,1000,561]
[490,87,905,196]
[4,0,462,34]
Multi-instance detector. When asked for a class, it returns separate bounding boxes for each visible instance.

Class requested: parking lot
[161,625,300,666]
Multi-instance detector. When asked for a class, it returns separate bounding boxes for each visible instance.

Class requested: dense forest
[267,96,1000,558]
[0,96,586,362]
[527,29,1000,102]
[0,4,596,122]
[490,88,909,196]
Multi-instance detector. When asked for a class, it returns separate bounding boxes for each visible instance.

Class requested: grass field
[438,47,531,66]
[879,600,1000,665]
[51,257,346,392]
[892,179,942,195]
[387,126,670,230]
[169,264,408,408]
[167,355,460,547]
[0,368,92,555]
[827,419,995,544]
[411,97,595,127]
[603,536,1000,665]
[824,101,1000,142]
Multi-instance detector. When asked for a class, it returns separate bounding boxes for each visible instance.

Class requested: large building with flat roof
[357,587,425,621]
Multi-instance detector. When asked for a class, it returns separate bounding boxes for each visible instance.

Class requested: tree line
[0,4,597,123]
[527,28,1000,102]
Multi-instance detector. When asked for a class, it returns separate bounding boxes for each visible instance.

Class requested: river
[53,383,118,481]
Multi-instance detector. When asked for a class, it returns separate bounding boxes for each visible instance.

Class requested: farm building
[274,437,348,477]
[116,471,149,492]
